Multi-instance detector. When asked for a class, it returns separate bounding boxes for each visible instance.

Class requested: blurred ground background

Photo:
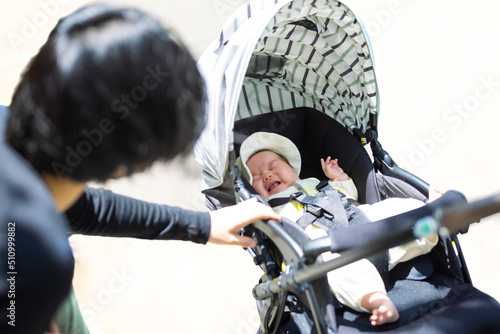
[1,0,500,333]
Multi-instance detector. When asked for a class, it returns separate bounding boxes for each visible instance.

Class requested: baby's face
[246,150,300,199]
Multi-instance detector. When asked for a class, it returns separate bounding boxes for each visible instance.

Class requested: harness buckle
[323,212,334,220]
[304,204,323,217]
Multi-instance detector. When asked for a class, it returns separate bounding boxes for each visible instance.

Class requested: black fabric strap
[293,185,351,230]
[280,183,388,274]
[267,196,296,208]
[267,183,365,230]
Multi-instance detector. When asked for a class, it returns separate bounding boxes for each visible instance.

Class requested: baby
[238,132,440,326]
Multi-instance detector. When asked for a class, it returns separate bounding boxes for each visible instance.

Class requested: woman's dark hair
[6,4,206,182]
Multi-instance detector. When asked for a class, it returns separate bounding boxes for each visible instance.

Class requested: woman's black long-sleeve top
[65,187,211,244]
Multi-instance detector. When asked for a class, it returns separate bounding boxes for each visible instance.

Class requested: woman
[4,4,279,333]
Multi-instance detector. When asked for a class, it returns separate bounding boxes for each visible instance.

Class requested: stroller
[194,0,500,333]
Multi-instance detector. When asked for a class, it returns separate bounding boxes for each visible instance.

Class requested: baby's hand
[321,156,349,181]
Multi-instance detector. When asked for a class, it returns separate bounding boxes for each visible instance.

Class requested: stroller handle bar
[253,191,500,300]
[303,191,500,259]
[441,191,500,232]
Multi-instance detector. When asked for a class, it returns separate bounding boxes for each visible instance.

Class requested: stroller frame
[195,0,500,332]
[227,107,495,333]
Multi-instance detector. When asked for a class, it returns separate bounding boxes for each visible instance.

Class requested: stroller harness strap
[268,181,389,275]
[267,181,369,231]
[293,185,350,231]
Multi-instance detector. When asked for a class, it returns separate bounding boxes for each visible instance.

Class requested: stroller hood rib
[195,0,379,189]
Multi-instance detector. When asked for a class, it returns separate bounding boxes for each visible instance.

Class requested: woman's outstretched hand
[208,198,280,247]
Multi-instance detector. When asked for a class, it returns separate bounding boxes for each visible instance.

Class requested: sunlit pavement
[2,1,500,333]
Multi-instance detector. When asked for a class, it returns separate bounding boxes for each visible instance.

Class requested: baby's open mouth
[268,181,281,193]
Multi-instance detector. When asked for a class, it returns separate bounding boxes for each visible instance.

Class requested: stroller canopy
[195,0,379,189]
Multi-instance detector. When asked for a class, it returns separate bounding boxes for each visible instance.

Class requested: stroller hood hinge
[353,128,376,145]
[353,110,378,145]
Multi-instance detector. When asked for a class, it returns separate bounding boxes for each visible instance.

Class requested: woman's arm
[66,188,280,247]
[65,187,211,244]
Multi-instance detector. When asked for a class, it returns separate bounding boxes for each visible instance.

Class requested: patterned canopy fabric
[195,0,379,189]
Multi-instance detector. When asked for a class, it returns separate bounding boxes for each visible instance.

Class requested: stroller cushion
[387,255,434,281]
[335,268,500,334]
